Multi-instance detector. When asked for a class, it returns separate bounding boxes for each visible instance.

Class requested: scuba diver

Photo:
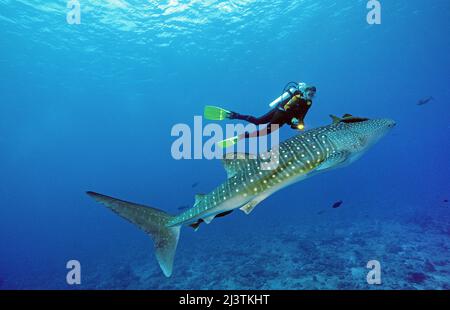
[203,82,317,148]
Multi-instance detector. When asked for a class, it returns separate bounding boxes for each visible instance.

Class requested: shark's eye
[358,137,367,145]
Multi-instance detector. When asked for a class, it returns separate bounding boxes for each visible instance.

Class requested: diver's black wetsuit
[230,95,312,137]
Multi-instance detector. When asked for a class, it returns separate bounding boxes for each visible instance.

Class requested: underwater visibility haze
[0,0,449,289]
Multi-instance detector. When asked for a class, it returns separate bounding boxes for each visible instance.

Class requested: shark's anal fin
[316,151,350,171]
[203,215,215,224]
[214,210,233,218]
[190,210,233,231]
[203,209,235,224]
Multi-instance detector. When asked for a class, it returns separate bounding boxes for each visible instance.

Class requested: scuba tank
[269,82,307,108]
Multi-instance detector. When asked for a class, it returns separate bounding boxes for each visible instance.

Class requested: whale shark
[87,116,395,277]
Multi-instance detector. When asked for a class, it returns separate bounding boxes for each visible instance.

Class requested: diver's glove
[290,118,305,130]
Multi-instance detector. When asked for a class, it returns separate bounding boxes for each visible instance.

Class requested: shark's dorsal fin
[222,152,258,178]
[341,116,370,124]
[331,114,367,124]
[316,151,350,171]
[194,194,206,205]
[330,114,341,124]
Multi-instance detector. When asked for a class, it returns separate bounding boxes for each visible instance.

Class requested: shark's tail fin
[86,191,180,277]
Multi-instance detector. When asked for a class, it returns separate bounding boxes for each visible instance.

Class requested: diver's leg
[230,109,276,125]
[239,110,289,139]
[240,123,282,139]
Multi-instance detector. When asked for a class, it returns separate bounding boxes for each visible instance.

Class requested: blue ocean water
[0,0,449,290]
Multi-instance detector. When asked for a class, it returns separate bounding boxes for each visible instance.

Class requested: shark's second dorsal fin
[222,152,258,178]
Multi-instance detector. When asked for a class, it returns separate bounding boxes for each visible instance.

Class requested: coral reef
[76,214,449,290]
[3,207,449,290]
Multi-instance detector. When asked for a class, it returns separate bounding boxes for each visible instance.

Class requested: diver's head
[304,85,316,100]
[298,83,316,100]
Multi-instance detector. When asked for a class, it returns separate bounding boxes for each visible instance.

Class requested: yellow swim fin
[218,136,239,148]
[204,106,232,121]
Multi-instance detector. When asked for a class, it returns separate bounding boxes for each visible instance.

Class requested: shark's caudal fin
[86,191,180,277]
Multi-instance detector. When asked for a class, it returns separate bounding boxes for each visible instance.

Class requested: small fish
[417,96,434,106]
[177,205,189,210]
[332,200,343,209]
[444,199,449,203]
[317,210,326,215]
[191,182,199,188]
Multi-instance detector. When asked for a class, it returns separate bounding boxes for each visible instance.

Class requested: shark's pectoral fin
[316,151,350,171]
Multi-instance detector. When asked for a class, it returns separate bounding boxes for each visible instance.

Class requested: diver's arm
[290,118,305,130]
[290,100,312,131]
